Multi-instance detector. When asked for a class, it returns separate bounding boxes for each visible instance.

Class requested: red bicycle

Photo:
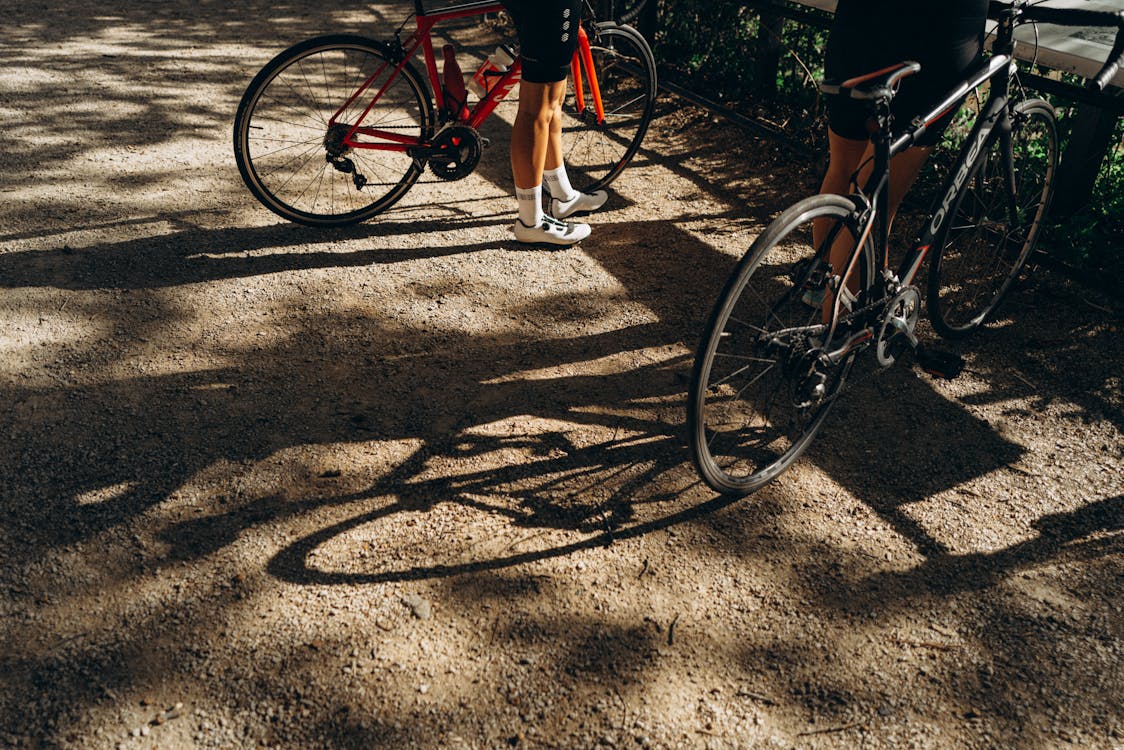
[233,0,657,227]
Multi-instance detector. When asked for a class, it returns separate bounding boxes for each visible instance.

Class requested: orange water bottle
[468,45,516,98]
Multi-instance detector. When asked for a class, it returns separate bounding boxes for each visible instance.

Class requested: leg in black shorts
[814,0,988,323]
[825,0,987,146]
[822,0,989,146]
[501,0,583,83]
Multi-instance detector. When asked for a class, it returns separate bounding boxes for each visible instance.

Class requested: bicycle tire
[927,98,1058,338]
[561,22,657,193]
[234,35,434,227]
[688,194,873,496]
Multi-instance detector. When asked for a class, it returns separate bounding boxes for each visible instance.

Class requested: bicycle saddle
[820,61,921,100]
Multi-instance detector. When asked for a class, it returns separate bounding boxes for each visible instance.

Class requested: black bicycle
[688,0,1124,495]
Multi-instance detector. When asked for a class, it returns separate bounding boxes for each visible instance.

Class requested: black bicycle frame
[845,7,1024,308]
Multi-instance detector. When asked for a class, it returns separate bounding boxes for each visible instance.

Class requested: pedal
[915,345,964,380]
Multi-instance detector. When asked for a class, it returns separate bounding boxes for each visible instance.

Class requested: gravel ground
[1,1,1121,748]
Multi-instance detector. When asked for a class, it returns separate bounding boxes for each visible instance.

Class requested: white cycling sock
[516,185,543,227]
[543,165,577,202]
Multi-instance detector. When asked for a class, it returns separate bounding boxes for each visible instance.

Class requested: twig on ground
[889,636,958,651]
[797,721,862,737]
[668,613,680,646]
[1083,299,1112,314]
[736,690,776,705]
[1010,370,1037,389]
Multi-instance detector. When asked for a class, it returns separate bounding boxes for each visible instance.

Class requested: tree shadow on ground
[3,1,1122,745]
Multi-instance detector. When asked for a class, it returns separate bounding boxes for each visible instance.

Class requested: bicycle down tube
[891,54,1014,290]
[883,0,1124,293]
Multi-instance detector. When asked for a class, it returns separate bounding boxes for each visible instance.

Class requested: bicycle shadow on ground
[814,365,1026,558]
[589,220,1029,556]
[949,279,1124,434]
[132,217,1037,589]
[830,492,1123,604]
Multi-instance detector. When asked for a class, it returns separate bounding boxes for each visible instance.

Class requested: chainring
[427,125,483,181]
[875,286,921,367]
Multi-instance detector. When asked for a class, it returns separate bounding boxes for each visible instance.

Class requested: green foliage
[651,0,827,113]
[1022,73,1123,280]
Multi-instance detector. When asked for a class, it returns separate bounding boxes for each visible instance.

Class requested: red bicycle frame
[330,1,607,153]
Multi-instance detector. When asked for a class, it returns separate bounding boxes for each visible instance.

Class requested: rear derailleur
[324,123,368,190]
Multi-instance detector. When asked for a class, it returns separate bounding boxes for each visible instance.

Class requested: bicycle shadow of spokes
[262,425,729,586]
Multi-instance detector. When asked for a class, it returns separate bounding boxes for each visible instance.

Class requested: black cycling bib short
[501,0,584,83]
[825,0,989,146]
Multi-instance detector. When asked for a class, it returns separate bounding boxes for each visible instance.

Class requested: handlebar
[1093,31,1124,90]
[990,0,1124,91]
[618,0,650,25]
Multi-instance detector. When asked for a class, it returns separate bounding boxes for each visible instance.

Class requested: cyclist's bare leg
[545,86,565,173]
[813,128,932,319]
[511,79,568,190]
[509,78,589,242]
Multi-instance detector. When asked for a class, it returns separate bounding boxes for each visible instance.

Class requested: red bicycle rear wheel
[234,35,434,227]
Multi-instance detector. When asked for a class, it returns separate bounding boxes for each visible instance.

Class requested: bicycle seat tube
[861,95,895,273]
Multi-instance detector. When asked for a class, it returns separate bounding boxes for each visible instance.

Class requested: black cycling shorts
[825,0,988,147]
[501,0,583,83]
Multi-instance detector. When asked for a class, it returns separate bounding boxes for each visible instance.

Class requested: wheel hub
[774,332,829,411]
[323,123,368,190]
[324,123,351,158]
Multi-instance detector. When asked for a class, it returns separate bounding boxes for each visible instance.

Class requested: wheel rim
[691,207,858,492]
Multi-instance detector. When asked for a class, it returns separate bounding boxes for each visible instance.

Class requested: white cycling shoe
[513,216,591,246]
[548,190,609,220]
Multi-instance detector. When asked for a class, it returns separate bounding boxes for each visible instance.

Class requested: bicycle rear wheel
[234,35,434,227]
[928,98,1058,338]
[688,195,871,496]
[561,23,657,192]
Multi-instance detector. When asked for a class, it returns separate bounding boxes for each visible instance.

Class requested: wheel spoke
[560,26,654,192]
[929,102,1056,336]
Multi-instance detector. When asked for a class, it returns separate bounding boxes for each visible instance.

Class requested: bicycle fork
[570,26,607,125]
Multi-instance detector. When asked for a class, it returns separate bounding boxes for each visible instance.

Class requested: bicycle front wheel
[562,23,657,192]
[234,35,434,227]
[688,195,871,496]
[928,98,1058,338]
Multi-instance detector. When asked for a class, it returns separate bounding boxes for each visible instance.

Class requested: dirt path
[1,1,1121,748]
